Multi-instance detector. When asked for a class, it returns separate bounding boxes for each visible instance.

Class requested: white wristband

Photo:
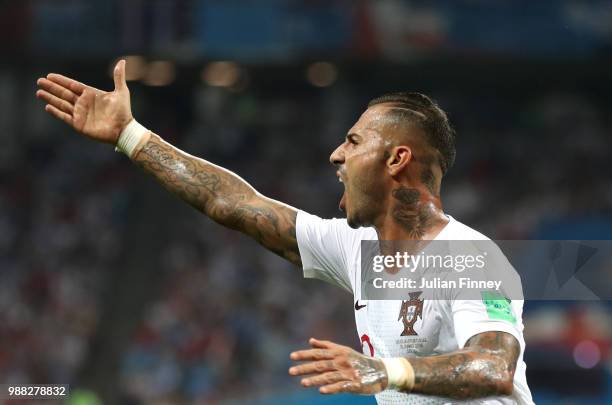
[115,119,149,158]
[382,357,415,391]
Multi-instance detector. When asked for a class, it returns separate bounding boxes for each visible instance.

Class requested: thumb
[113,59,127,91]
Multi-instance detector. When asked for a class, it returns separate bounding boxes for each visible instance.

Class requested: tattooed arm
[408,331,519,398]
[133,134,301,265]
[289,331,519,399]
[35,61,301,266]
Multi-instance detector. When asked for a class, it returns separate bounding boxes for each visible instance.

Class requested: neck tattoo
[391,186,435,239]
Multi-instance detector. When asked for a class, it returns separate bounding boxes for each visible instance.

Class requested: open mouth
[337,171,347,212]
[339,190,347,212]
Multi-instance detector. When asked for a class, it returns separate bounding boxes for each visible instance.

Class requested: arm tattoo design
[351,353,389,392]
[407,331,520,399]
[133,134,302,266]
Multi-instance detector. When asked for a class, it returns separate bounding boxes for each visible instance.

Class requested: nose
[329,143,345,166]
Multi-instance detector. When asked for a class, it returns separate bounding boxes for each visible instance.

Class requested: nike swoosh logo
[355,300,367,310]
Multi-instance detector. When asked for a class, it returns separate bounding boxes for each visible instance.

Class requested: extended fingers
[309,338,338,349]
[289,360,335,376]
[36,89,74,114]
[301,371,348,388]
[320,380,360,395]
[46,73,87,95]
[37,78,78,104]
[290,349,334,361]
[44,104,72,126]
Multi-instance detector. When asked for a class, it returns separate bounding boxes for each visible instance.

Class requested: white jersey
[295,211,534,405]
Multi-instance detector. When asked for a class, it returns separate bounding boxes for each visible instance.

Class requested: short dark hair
[368,92,456,175]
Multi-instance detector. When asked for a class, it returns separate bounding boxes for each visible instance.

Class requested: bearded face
[330,106,396,228]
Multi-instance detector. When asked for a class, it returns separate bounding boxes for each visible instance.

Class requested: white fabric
[382,357,414,391]
[295,211,534,405]
[115,119,148,157]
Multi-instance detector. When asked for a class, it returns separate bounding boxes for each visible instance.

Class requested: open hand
[36,60,133,144]
[289,338,388,395]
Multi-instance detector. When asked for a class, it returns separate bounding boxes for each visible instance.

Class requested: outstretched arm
[36,60,301,266]
[133,134,300,265]
[289,331,519,399]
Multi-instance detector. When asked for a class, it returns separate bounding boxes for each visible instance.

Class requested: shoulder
[443,215,490,241]
[443,216,505,264]
[295,211,377,281]
[444,217,508,259]
[446,217,523,295]
[297,210,377,240]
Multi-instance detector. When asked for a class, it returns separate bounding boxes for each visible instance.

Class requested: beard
[342,157,388,228]
[344,186,385,229]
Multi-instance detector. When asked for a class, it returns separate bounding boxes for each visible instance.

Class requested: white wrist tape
[115,119,149,158]
[382,357,415,391]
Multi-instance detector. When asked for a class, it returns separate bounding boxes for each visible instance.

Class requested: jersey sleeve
[449,239,525,348]
[295,210,358,294]
[452,294,524,349]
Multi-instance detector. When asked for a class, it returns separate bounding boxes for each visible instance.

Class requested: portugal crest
[398,291,424,336]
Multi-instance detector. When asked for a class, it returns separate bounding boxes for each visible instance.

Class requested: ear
[386,145,412,176]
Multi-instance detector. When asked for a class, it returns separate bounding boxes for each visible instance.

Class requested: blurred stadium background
[1,1,612,404]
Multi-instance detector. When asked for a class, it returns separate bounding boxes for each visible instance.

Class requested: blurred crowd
[1,65,611,404]
[0,118,132,386]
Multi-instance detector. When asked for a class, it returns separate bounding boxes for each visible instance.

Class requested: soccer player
[36,60,533,404]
